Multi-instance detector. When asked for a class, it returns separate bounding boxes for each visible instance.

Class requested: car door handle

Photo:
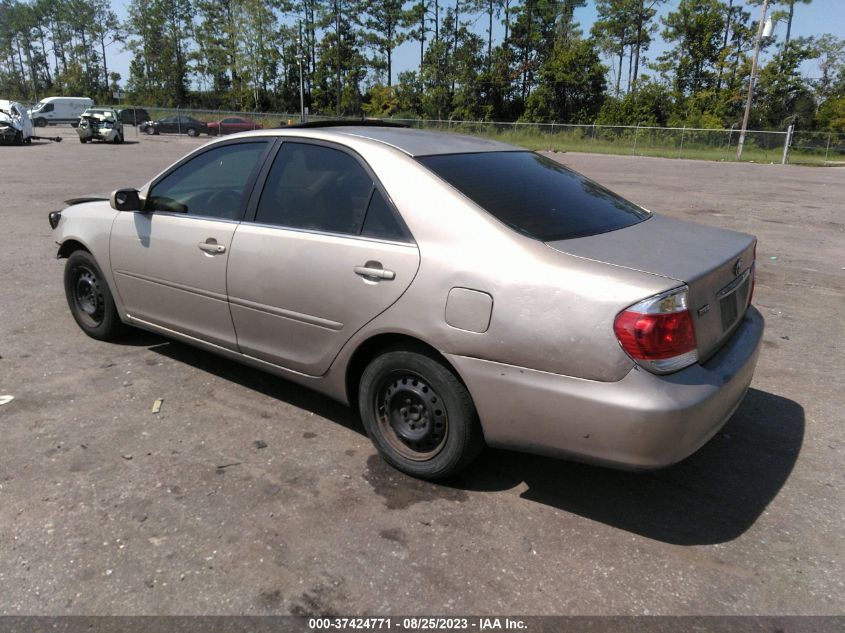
[354,264,395,280]
[198,240,226,254]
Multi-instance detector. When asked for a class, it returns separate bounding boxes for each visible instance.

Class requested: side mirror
[110,188,142,212]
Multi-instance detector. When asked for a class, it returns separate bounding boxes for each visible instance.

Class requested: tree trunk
[101,36,109,92]
[615,45,623,96]
[716,0,733,92]
[632,0,643,90]
[785,1,794,46]
[487,0,492,65]
[335,0,341,114]
[419,2,425,67]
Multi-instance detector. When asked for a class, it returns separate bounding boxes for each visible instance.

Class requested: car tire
[186,127,198,137]
[358,348,484,480]
[13,131,22,146]
[113,133,123,144]
[64,250,127,341]
[35,117,47,127]
[145,126,155,135]
[79,137,88,143]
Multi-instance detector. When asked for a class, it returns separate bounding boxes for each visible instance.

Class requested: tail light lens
[614,286,698,374]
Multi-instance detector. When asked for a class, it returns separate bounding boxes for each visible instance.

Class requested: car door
[227,140,420,376]
[110,139,272,350]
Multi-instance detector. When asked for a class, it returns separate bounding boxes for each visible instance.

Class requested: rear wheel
[64,250,127,341]
[359,348,484,480]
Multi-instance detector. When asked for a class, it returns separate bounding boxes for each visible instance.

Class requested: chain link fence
[132,105,845,166]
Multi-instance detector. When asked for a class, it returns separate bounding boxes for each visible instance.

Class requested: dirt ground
[0,127,843,615]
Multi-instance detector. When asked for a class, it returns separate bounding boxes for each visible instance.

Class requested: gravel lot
[0,127,843,615]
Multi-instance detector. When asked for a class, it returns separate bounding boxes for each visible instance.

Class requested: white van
[29,97,94,126]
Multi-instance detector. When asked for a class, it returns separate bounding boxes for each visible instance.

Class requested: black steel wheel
[359,348,483,480]
[63,250,127,341]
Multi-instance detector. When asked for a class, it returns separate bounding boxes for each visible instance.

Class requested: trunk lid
[546,214,755,362]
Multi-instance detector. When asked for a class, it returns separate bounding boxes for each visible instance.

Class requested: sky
[105,0,845,91]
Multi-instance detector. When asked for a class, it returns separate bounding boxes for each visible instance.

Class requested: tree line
[1,0,843,132]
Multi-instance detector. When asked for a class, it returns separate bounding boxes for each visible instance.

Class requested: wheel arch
[344,332,470,409]
[56,238,91,259]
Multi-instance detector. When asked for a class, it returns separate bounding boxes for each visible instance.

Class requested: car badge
[733,258,743,276]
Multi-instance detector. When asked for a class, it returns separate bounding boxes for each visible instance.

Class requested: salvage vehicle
[48,123,763,480]
[0,99,33,144]
[77,108,124,144]
[140,115,209,137]
[207,116,263,135]
[116,107,151,127]
[29,96,93,127]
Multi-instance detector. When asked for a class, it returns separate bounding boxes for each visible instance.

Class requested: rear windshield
[418,151,650,241]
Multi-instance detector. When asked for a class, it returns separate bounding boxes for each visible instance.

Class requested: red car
[207,116,263,135]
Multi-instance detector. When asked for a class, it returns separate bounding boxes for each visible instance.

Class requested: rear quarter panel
[323,143,680,384]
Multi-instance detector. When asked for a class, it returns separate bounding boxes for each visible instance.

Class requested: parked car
[207,116,264,136]
[76,108,124,144]
[0,99,33,144]
[116,107,151,127]
[140,115,209,137]
[48,124,763,480]
[29,96,93,127]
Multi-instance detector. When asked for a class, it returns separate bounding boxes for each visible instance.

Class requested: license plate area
[718,269,751,332]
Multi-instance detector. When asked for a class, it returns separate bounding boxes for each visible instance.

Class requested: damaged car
[0,99,33,145]
[77,108,124,144]
[49,123,763,480]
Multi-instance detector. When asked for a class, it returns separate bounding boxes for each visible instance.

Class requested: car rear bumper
[446,305,764,470]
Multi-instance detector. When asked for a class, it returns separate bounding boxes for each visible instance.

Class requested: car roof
[277,126,521,157]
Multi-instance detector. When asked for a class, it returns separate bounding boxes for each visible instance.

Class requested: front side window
[255,142,374,235]
[418,151,650,241]
[146,142,268,219]
[40,103,54,113]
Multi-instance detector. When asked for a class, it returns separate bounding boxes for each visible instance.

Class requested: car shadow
[147,339,359,432]
[143,339,802,545]
[449,388,804,545]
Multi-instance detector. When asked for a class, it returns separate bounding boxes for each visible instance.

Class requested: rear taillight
[614,286,698,374]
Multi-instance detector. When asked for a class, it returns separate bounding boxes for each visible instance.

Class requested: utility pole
[736,0,769,161]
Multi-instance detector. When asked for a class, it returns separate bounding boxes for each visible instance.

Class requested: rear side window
[361,189,407,241]
[418,151,649,241]
[256,142,374,235]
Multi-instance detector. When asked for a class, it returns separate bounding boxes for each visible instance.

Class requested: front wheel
[35,117,47,127]
[145,126,156,135]
[359,349,484,480]
[186,127,198,137]
[63,250,127,341]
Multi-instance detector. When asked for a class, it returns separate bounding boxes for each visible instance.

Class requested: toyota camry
[48,123,763,480]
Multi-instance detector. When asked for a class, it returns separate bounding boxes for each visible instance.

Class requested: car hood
[65,193,110,206]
